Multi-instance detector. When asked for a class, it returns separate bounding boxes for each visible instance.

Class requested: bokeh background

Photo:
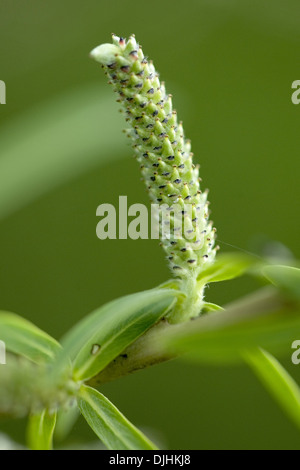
[0,0,299,449]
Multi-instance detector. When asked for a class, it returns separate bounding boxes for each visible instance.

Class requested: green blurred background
[0,0,299,449]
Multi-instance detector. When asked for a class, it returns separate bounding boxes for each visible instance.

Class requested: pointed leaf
[262,265,300,301]
[0,84,124,221]
[54,404,79,442]
[27,409,57,450]
[79,385,157,450]
[244,348,300,430]
[58,288,179,380]
[202,302,224,313]
[0,311,61,364]
[197,252,259,285]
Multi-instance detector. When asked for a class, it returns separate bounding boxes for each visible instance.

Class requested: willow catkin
[90,34,218,320]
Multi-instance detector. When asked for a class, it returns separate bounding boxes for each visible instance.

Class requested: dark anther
[162,172,170,176]
[150,176,156,181]
[140,102,146,108]
[120,65,130,72]
[187,259,196,264]
[159,185,166,189]
[135,83,143,88]
[178,164,185,169]
[152,163,159,167]
[174,179,182,184]
[167,156,175,161]
[153,146,162,151]
[147,88,154,94]
[152,110,159,117]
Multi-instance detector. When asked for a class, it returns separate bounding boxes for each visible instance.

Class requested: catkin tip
[89,43,120,65]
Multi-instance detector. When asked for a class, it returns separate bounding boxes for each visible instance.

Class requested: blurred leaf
[262,265,300,301]
[0,84,125,220]
[78,385,157,450]
[59,288,179,381]
[0,311,61,363]
[244,348,300,430]
[197,252,260,285]
[161,288,300,364]
[202,302,224,313]
[27,409,57,450]
[54,403,79,442]
[0,433,24,450]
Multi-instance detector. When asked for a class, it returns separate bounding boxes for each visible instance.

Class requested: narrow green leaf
[58,288,179,380]
[161,288,300,364]
[197,252,259,285]
[54,404,79,442]
[0,311,61,364]
[202,302,224,313]
[0,84,124,220]
[262,265,300,301]
[79,385,157,450]
[27,409,57,450]
[244,348,300,430]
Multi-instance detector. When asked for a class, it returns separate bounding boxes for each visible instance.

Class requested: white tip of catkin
[89,43,120,65]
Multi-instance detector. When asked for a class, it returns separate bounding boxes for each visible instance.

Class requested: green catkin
[0,354,78,418]
[90,34,218,321]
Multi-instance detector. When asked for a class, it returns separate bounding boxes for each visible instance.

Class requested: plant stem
[87,286,287,387]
